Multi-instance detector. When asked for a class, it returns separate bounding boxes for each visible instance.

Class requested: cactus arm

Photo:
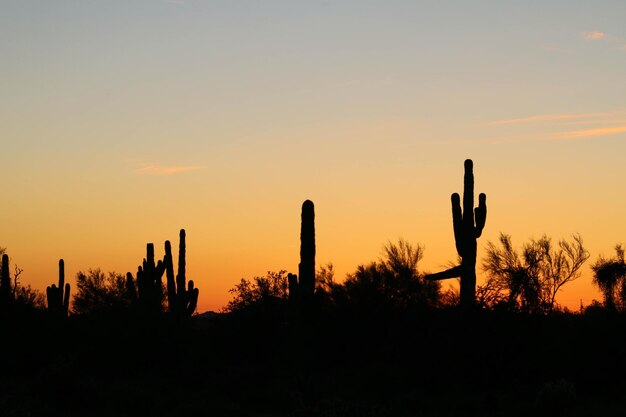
[186,280,198,316]
[451,193,464,256]
[63,283,70,314]
[425,265,463,281]
[462,159,475,228]
[474,193,487,238]
[164,240,176,308]
[177,230,186,295]
[58,259,65,304]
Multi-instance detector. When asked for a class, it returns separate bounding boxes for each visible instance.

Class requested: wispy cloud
[486,112,618,126]
[554,125,626,139]
[485,110,626,141]
[127,159,202,176]
[582,31,607,41]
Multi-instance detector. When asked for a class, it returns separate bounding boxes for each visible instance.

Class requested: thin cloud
[582,31,607,41]
[484,110,626,142]
[485,112,616,126]
[561,119,626,126]
[127,159,202,176]
[554,125,626,140]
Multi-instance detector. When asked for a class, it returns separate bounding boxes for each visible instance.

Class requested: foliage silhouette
[592,244,626,310]
[339,239,439,315]
[425,159,487,308]
[72,269,136,315]
[225,270,290,316]
[481,233,589,313]
[0,249,44,311]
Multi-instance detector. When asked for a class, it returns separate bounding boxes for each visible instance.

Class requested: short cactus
[46,259,70,316]
[1,253,11,305]
[426,159,487,308]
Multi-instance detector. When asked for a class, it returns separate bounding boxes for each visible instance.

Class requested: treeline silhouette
[2,159,626,416]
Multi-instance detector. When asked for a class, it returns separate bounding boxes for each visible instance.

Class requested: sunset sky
[2,1,626,311]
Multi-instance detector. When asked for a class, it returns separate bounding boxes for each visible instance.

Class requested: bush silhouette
[72,269,136,315]
[592,244,626,310]
[481,233,589,313]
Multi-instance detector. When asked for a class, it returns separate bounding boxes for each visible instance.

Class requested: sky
[1,1,626,312]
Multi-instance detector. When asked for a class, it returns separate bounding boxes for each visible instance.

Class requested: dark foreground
[2,309,626,417]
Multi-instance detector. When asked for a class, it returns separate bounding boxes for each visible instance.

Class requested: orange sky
[2,1,626,311]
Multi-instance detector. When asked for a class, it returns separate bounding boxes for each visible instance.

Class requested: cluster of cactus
[165,229,199,317]
[288,200,316,306]
[46,259,70,316]
[126,229,199,316]
[132,242,167,313]
[426,159,487,308]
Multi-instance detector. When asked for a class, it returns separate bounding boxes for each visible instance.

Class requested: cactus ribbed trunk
[426,159,487,308]
[298,200,316,303]
[1,254,11,304]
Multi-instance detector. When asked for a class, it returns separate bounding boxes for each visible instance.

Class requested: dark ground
[2,309,626,416]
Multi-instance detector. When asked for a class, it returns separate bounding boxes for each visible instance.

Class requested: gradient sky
[2,1,626,311]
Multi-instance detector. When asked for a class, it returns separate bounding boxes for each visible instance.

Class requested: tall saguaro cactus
[299,200,316,299]
[426,159,487,308]
[165,229,199,317]
[46,259,70,316]
[288,200,316,305]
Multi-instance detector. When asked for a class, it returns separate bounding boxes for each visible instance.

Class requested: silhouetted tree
[425,159,487,309]
[341,239,439,314]
[225,270,289,314]
[482,233,588,313]
[14,285,46,309]
[591,244,626,310]
[0,249,45,310]
[72,269,136,315]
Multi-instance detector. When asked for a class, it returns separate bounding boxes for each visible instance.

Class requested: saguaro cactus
[46,259,70,316]
[135,243,166,313]
[288,200,316,305]
[426,159,487,308]
[165,229,199,317]
[1,254,11,304]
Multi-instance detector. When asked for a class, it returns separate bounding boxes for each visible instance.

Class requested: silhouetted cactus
[288,200,316,305]
[165,229,199,317]
[426,159,487,308]
[46,259,70,316]
[134,243,166,313]
[1,254,11,305]
[123,271,137,305]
